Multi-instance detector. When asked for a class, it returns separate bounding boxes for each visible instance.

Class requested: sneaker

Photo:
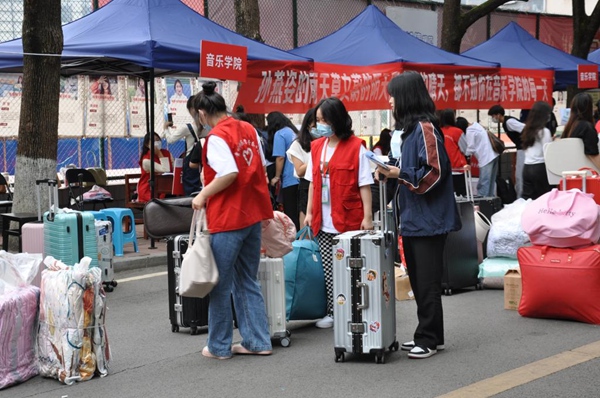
[315,315,334,329]
[401,340,445,351]
[408,346,437,359]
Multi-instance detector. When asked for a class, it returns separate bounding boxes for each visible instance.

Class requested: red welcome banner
[200,40,248,82]
[235,61,554,113]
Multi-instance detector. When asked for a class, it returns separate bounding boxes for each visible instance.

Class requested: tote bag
[283,226,327,320]
[179,209,219,298]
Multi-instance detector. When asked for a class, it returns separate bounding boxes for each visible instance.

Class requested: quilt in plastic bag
[486,199,531,259]
[37,257,111,385]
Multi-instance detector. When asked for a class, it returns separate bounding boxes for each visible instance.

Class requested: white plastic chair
[543,138,600,185]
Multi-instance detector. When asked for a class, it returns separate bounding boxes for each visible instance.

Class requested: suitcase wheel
[375,354,385,364]
[171,325,179,333]
[189,326,198,335]
[335,352,345,363]
[444,288,453,296]
[111,280,118,287]
[390,341,400,352]
[280,337,291,348]
[105,285,114,293]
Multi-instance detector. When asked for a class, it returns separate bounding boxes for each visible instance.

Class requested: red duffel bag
[559,168,600,205]
[517,245,600,325]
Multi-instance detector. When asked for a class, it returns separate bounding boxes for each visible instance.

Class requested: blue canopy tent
[0,0,309,75]
[289,5,494,67]
[588,48,600,65]
[463,22,597,89]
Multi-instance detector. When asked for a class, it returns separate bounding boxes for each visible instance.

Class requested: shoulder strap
[186,123,198,142]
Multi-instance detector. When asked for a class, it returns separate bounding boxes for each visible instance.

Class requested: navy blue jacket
[395,122,461,237]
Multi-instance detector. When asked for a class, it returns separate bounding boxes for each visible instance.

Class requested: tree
[234,0,262,42]
[441,0,523,53]
[12,0,63,227]
[571,1,600,61]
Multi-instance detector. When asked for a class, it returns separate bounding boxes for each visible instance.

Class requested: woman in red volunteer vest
[304,97,374,329]
[191,82,273,359]
[137,132,173,203]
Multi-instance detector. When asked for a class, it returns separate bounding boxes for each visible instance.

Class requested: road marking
[116,271,167,283]
[438,340,600,398]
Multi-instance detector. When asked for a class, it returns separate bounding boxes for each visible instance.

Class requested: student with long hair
[267,112,300,230]
[304,97,373,329]
[191,81,273,359]
[286,108,316,227]
[372,128,392,156]
[137,132,173,203]
[376,71,460,359]
[562,93,600,169]
[520,101,553,200]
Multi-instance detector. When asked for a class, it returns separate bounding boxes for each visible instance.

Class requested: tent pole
[149,68,156,249]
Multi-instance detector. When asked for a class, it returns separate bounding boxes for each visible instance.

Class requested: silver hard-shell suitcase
[332,180,399,363]
[257,256,291,347]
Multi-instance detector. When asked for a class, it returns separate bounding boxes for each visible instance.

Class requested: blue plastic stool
[87,210,108,221]
[100,208,139,256]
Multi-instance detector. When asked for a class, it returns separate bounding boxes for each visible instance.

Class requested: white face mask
[390,129,403,159]
[154,141,162,151]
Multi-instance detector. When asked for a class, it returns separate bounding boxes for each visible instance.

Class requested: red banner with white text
[235,61,554,113]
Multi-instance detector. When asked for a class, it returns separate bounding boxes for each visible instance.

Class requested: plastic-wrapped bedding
[0,286,40,390]
[37,258,110,385]
[486,198,531,259]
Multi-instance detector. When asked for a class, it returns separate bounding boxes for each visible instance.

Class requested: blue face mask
[309,127,320,138]
[390,129,403,159]
[316,123,334,138]
[203,124,212,133]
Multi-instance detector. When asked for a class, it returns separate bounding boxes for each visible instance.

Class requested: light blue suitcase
[43,180,98,268]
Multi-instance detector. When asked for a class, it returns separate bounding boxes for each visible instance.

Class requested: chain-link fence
[0,1,582,178]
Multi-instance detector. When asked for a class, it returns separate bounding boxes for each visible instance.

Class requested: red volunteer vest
[202,117,272,233]
[310,136,363,236]
[138,149,173,203]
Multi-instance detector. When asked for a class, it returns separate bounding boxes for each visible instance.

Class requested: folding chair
[65,168,113,210]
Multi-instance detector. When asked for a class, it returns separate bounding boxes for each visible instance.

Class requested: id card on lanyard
[321,139,331,204]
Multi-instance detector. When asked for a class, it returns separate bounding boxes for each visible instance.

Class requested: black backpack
[496,176,517,205]
[180,124,201,196]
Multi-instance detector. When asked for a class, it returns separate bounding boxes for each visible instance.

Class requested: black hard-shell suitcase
[473,196,503,220]
[168,235,209,335]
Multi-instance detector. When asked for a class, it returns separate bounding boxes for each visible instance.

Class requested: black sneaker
[401,340,445,351]
[408,346,437,359]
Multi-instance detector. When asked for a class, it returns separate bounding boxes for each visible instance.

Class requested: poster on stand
[127,76,165,137]
[85,75,127,137]
[0,73,22,137]
[165,77,194,131]
[58,75,84,136]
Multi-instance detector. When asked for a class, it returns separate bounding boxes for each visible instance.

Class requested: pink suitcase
[21,179,54,255]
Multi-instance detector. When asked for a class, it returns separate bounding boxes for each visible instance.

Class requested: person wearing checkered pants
[304,97,374,329]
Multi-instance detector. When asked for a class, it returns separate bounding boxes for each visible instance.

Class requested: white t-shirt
[206,132,266,178]
[305,141,374,233]
[286,140,309,179]
[524,128,552,165]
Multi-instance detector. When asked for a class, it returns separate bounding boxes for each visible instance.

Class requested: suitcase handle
[561,170,588,192]
[356,282,369,310]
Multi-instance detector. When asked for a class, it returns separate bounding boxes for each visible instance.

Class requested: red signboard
[200,41,248,82]
[578,64,599,89]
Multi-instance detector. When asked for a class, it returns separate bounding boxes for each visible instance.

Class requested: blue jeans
[477,157,499,197]
[208,222,272,357]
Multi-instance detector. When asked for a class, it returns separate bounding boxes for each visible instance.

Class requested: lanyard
[321,139,330,175]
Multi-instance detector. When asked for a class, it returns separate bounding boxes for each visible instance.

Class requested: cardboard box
[504,268,522,310]
[394,266,414,301]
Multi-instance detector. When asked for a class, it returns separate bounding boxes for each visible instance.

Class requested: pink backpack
[261,211,297,258]
[521,188,600,248]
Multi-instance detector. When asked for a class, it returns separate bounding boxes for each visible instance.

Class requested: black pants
[402,234,447,350]
[281,184,300,231]
[522,163,551,200]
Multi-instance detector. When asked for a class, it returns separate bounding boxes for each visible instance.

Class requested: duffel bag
[143,196,194,239]
[517,245,600,324]
[283,226,327,321]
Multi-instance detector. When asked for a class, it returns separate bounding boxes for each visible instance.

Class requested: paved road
[6,265,600,398]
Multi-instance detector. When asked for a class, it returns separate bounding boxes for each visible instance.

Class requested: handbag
[179,209,219,298]
[143,196,194,239]
[521,188,600,248]
[487,131,505,154]
[283,226,327,320]
[261,211,296,258]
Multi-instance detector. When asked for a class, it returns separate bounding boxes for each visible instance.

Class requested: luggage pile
[519,186,600,324]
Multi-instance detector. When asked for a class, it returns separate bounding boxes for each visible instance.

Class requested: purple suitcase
[21,180,54,255]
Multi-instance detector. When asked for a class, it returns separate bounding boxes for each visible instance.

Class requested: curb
[113,253,167,273]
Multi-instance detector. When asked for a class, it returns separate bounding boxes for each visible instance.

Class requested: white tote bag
[179,209,219,298]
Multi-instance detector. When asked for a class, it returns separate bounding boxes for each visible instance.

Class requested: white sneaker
[315,315,334,329]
